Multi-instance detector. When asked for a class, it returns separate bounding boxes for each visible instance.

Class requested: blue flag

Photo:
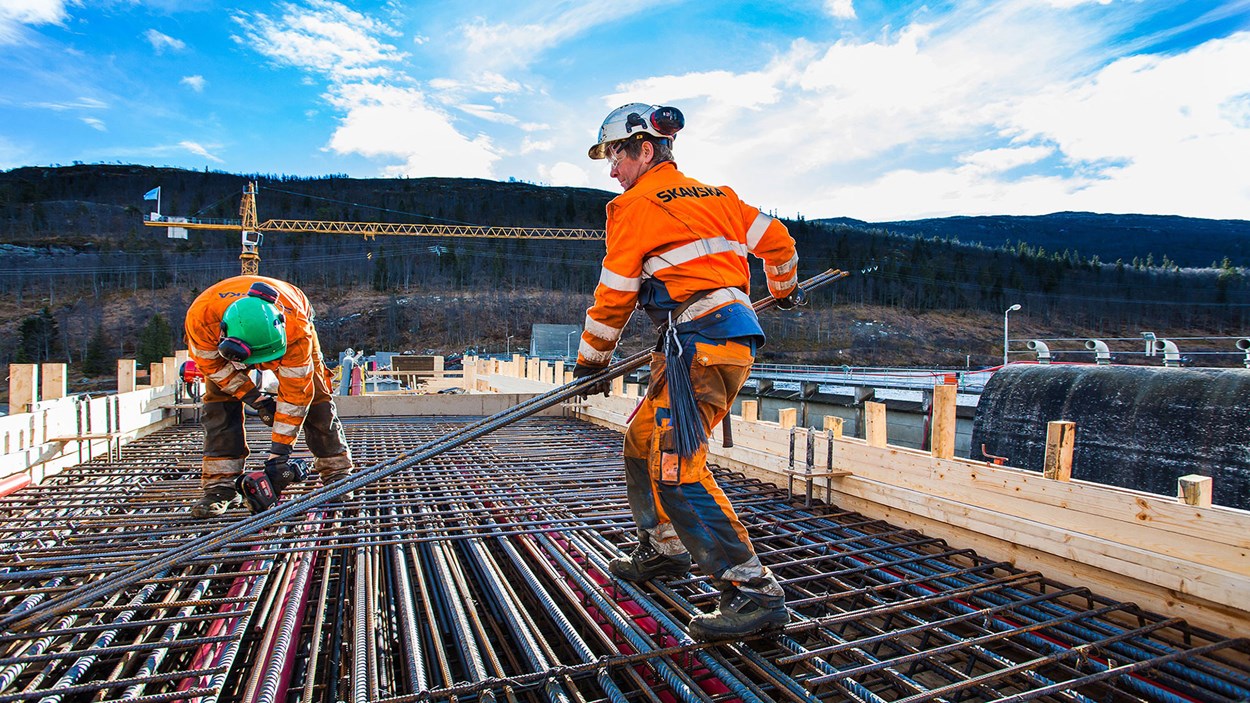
[143,186,160,200]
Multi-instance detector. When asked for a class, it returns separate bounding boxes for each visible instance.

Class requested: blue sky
[1,0,1248,221]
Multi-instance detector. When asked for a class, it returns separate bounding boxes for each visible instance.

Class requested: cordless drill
[236,457,311,514]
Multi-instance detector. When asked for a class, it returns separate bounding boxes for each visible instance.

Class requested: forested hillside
[0,164,1246,376]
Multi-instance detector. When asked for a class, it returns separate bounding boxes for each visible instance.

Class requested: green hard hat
[218,295,287,364]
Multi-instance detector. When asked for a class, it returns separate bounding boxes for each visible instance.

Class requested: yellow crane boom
[143,182,605,274]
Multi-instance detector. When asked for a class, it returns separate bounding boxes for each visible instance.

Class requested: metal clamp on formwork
[0,268,852,634]
[785,426,851,508]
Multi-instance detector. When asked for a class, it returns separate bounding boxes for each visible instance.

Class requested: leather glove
[251,395,277,427]
[573,363,611,398]
[774,285,808,310]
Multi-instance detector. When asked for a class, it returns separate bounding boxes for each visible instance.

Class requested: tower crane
[143,182,605,275]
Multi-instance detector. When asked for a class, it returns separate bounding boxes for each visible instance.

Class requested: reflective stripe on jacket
[185,275,319,449]
[578,161,799,367]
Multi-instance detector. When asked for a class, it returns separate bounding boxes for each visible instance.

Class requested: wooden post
[740,399,758,423]
[41,363,67,401]
[611,376,624,397]
[865,401,887,447]
[433,355,444,376]
[930,384,957,459]
[1042,420,1076,481]
[823,415,844,438]
[777,407,797,429]
[149,363,166,388]
[1178,474,1213,507]
[553,360,564,385]
[463,356,477,391]
[564,370,574,384]
[163,356,178,387]
[624,382,639,397]
[117,359,136,394]
[512,354,523,377]
[8,364,37,413]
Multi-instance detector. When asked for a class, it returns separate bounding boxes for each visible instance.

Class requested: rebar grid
[0,416,1245,703]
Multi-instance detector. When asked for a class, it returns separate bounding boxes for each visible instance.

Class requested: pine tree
[15,308,59,363]
[82,326,112,376]
[136,313,173,367]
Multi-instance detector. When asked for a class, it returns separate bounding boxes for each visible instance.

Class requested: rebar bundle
[0,416,1246,703]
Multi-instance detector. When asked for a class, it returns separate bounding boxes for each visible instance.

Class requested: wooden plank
[777,407,796,429]
[1043,420,1076,481]
[117,360,136,394]
[1178,474,1213,507]
[821,480,1248,639]
[611,376,624,397]
[553,360,564,385]
[823,415,844,437]
[740,400,758,423]
[149,363,166,388]
[40,363,66,401]
[162,356,178,388]
[579,393,1250,556]
[930,384,956,459]
[624,383,639,397]
[8,364,37,412]
[865,401,887,447]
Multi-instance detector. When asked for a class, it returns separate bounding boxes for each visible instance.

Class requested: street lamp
[1003,304,1021,366]
[566,330,578,360]
[506,335,515,356]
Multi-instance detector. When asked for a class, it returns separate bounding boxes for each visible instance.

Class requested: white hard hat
[588,103,685,160]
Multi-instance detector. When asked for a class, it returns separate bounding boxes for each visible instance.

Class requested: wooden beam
[740,400,758,423]
[117,360,136,394]
[40,363,66,401]
[1178,474,1213,507]
[930,384,957,459]
[149,363,166,388]
[553,360,564,386]
[8,364,37,413]
[162,356,178,388]
[1042,420,1076,481]
[865,401,887,447]
[611,376,624,397]
[777,407,797,429]
[823,415,844,438]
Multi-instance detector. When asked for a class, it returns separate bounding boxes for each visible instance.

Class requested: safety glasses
[606,142,629,167]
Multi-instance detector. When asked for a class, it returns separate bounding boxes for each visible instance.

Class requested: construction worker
[184,276,353,518]
[576,103,804,641]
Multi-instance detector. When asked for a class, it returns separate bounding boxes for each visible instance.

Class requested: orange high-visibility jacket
[185,276,320,451]
[578,161,799,366]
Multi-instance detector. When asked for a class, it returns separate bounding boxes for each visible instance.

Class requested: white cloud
[324,82,499,178]
[583,2,1250,220]
[958,145,1054,173]
[180,75,206,92]
[0,0,69,44]
[144,29,185,54]
[234,0,404,81]
[459,1,668,71]
[537,161,589,187]
[458,103,518,124]
[520,136,553,154]
[81,116,105,131]
[27,96,106,111]
[180,140,223,163]
[824,0,855,20]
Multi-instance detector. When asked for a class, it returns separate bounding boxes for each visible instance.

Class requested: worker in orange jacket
[184,276,353,518]
[577,103,804,641]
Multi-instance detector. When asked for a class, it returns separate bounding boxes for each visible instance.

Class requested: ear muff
[649,106,684,136]
[218,337,251,363]
[248,281,280,304]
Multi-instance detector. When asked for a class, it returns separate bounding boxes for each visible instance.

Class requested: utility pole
[1003,304,1021,366]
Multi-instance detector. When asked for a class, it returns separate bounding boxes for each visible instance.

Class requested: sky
[1,0,1248,222]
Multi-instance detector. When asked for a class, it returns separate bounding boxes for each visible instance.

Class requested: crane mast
[144,181,604,274]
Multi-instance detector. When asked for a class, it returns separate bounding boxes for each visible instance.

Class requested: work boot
[688,588,789,642]
[191,486,242,519]
[608,541,692,582]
